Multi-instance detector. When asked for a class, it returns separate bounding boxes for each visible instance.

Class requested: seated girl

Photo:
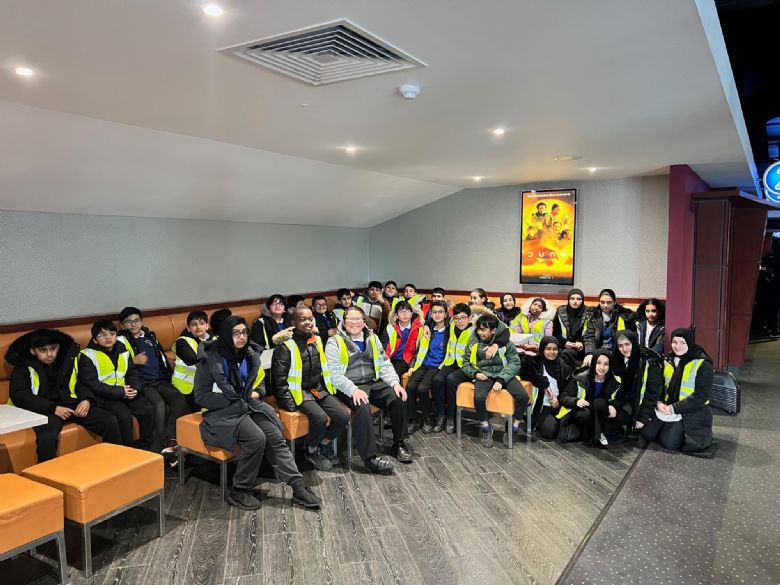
[635,298,666,355]
[526,336,573,440]
[552,288,590,368]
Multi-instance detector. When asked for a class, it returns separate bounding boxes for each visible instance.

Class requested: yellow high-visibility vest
[171,336,198,395]
[283,337,337,405]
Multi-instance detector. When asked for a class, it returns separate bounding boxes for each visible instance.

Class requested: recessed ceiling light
[492,128,506,136]
[472,176,483,182]
[15,66,34,78]
[344,146,357,154]
[203,4,224,17]
[553,155,582,161]
[588,167,598,173]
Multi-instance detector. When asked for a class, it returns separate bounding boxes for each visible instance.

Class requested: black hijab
[612,329,640,388]
[217,316,250,391]
[665,328,697,403]
[498,294,521,323]
[539,335,562,380]
[565,288,586,333]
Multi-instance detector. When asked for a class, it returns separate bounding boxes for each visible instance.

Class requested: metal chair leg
[332,437,338,457]
[527,406,533,437]
[347,421,353,461]
[157,491,165,536]
[220,461,228,501]
[55,531,68,585]
[456,407,462,439]
[507,416,514,449]
[81,523,93,577]
[378,411,384,443]
[178,448,185,485]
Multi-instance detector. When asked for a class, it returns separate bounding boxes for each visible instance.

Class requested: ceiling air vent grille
[218,19,426,85]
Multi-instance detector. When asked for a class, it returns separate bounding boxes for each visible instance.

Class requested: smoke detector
[399,84,421,100]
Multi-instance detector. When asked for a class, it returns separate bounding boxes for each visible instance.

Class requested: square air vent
[218,19,426,86]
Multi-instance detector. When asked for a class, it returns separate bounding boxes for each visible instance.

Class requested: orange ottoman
[22,443,164,577]
[0,474,68,584]
[176,411,239,501]
[455,380,534,448]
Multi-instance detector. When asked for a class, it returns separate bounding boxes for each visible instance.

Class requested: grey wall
[0,211,369,323]
[369,176,669,299]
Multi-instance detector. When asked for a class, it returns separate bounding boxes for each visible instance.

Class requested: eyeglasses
[232,329,250,338]
[96,331,116,338]
[453,315,469,321]
[345,318,364,323]
[270,300,284,306]
[431,310,447,315]
[122,318,142,326]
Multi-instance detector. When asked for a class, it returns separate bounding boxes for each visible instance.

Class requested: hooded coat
[583,304,635,354]
[526,336,574,419]
[271,326,328,412]
[461,327,521,383]
[117,326,173,378]
[193,317,281,451]
[250,303,291,350]
[611,330,663,425]
[559,349,622,409]
[552,288,591,345]
[5,330,86,412]
[379,304,424,365]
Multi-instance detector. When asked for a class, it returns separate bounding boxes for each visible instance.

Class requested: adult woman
[469,288,495,311]
[609,330,663,443]
[640,328,715,456]
[558,349,622,447]
[582,288,634,366]
[194,316,321,510]
[635,298,665,355]
[527,336,573,439]
[496,293,522,327]
[552,288,590,367]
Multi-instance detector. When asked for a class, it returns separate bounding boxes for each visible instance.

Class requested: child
[513,297,555,356]
[311,295,339,347]
[379,300,423,378]
[431,303,474,433]
[461,314,528,448]
[171,310,212,411]
[333,288,355,323]
[250,294,289,349]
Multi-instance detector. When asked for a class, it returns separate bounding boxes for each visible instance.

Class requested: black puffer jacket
[271,329,326,411]
[560,369,622,410]
[552,305,592,345]
[193,339,281,451]
[628,348,664,425]
[76,340,143,403]
[583,305,635,354]
[5,330,85,412]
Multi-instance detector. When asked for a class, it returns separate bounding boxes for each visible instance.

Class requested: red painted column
[666,165,710,342]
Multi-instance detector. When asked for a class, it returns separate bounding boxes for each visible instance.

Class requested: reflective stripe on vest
[560,315,589,341]
[333,308,345,323]
[411,325,447,371]
[117,335,135,357]
[385,324,400,357]
[468,344,508,369]
[80,349,129,386]
[284,337,337,405]
[335,335,381,381]
[510,312,523,329]
[639,363,649,405]
[556,381,587,419]
[171,336,198,395]
[443,323,471,367]
[24,365,77,401]
[253,319,270,348]
[519,315,550,346]
[663,358,704,402]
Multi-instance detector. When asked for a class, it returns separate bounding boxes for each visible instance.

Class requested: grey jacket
[325,326,400,397]
[193,339,282,451]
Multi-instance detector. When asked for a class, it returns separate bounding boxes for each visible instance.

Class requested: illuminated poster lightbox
[520,189,577,285]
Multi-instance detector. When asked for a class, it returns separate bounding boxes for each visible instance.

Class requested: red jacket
[383,316,423,364]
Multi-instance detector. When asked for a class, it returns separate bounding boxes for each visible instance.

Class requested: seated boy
[77,320,156,450]
[171,310,212,411]
[402,283,426,308]
[311,295,339,347]
[383,281,400,305]
[379,300,423,378]
[353,281,389,332]
[431,303,473,433]
[118,307,186,456]
[406,300,449,433]
[272,307,350,471]
[422,287,449,320]
[461,315,529,448]
[5,329,122,462]
[333,288,354,323]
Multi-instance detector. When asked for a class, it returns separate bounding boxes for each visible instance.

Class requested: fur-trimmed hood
[468,303,495,325]
[5,329,78,367]
[271,325,321,346]
[520,297,557,322]
[387,303,424,326]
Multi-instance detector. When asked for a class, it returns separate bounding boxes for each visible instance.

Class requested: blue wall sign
[764,161,780,202]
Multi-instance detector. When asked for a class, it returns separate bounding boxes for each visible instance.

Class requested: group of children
[5,282,716,511]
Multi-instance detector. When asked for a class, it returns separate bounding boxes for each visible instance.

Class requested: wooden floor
[5,419,641,585]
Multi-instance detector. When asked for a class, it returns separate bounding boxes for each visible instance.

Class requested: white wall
[0,211,368,323]
[369,176,669,299]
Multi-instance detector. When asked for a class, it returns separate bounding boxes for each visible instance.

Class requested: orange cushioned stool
[0,473,68,584]
[22,443,164,577]
[176,411,239,501]
[455,380,534,448]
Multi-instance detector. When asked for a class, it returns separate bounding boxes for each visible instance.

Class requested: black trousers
[391,359,410,379]
[604,403,634,441]
[234,413,303,491]
[572,396,610,444]
[438,366,470,420]
[536,405,560,439]
[100,395,155,450]
[406,366,439,421]
[143,379,188,446]
[641,415,684,450]
[34,406,123,462]
[297,394,350,450]
[560,347,585,368]
[473,377,529,422]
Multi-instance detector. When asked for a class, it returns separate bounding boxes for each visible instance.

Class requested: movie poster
[520,189,576,285]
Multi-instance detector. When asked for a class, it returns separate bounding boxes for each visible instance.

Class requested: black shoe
[291,486,322,509]
[407,420,420,435]
[227,489,262,511]
[637,436,649,449]
[305,449,333,471]
[364,456,394,475]
[421,417,435,434]
[393,441,413,463]
[432,417,445,433]
[445,418,456,434]
[319,442,339,463]
[481,426,494,448]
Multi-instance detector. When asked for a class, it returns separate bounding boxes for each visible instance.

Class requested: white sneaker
[599,433,609,446]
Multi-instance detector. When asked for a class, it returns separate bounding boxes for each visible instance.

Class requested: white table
[0,404,49,434]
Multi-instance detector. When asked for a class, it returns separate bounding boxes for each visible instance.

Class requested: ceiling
[0,0,758,227]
